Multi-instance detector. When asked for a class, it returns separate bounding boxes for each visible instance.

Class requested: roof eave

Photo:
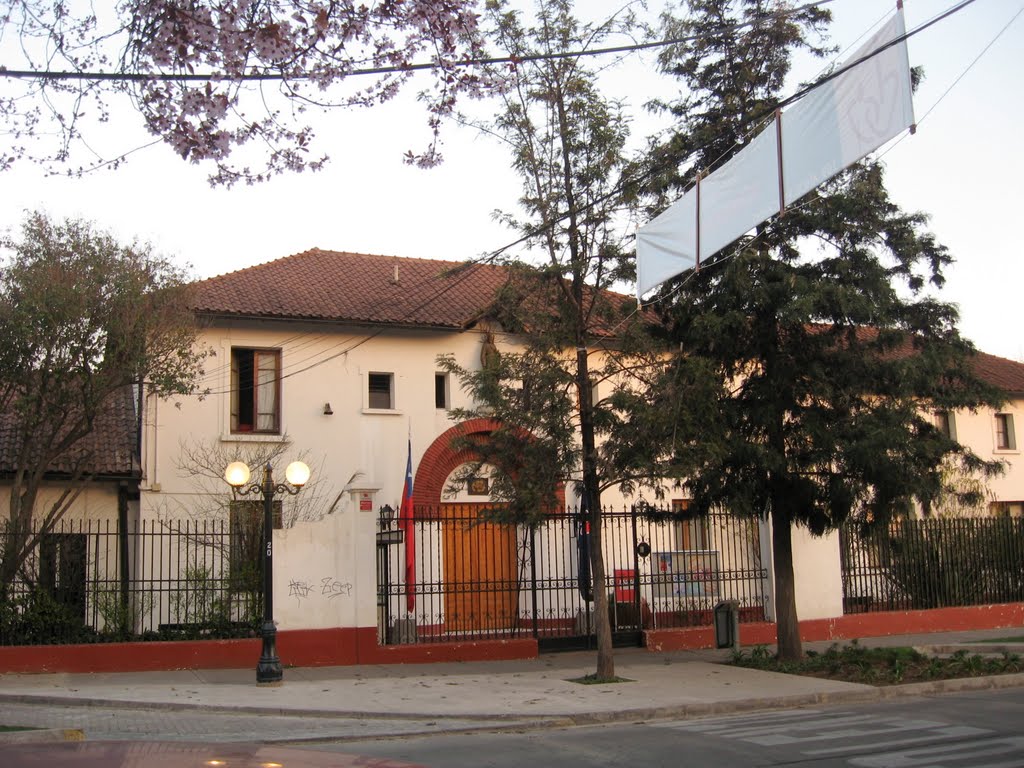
[195,310,468,333]
[0,469,141,483]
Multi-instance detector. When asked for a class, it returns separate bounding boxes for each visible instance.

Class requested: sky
[2,0,1022,360]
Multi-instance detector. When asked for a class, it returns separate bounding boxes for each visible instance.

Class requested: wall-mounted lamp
[378,503,395,531]
[323,402,334,416]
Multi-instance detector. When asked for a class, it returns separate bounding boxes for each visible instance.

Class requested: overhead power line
[772,0,978,114]
[150,0,996,394]
[1,0,837,83]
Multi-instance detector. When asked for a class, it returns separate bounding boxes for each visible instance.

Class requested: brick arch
[413,418,565,513]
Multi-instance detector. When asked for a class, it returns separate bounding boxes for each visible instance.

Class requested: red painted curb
[2,603,1020,673]
[0,627,537,674]
[644,603,1024,652]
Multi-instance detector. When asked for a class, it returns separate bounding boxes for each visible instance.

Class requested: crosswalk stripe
[747,718,956,746]
[803,726,992,756]
[654,708,842,733]
[731,714,883,740]
[848,736,1024,767]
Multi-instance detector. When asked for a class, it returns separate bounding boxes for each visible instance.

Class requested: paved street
[303,688,1024,768]
[2,741,424,768]
[4,631,1024,766]
[0,700,529,743]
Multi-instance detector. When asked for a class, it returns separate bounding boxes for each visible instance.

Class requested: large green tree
[643,0,1003,660]
[0,212,206,595]
[439,0,652,680]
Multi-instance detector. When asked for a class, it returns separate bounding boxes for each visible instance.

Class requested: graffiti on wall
[287,576,353,605]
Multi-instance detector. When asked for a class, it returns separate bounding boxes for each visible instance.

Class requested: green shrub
[93,589,154,641]
[166,563,260,639]
[0,589,95,645]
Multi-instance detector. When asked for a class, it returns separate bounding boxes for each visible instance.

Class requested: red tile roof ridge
[967,348,1024,395]
[190,248,512,328]
[806,323,1024,394]
[194,247,478,284]
[973,348,1024,366]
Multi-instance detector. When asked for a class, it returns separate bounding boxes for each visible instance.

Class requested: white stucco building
[7,248,1024,661]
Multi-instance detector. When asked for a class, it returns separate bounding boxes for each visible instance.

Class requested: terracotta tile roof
[811,324,1024,395]
[191,249,514,328]
[193,250,1024,395]
[0,386,139,478]
[969,350,1024,395]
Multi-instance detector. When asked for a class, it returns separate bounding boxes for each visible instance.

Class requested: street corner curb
[554,673,1024,728]
[0,728,85,744]
[557,689,881,727]
[874,671,1024,698]
[266,717,580,746]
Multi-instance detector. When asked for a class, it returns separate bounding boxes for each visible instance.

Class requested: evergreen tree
[644,0,1003,660]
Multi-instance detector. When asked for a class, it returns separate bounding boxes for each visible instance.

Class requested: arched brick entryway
[409,419,565,635]
[413,418,500,509]
[413,418,566,511]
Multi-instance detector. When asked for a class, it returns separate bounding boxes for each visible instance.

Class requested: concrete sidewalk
[1,628,1023,738]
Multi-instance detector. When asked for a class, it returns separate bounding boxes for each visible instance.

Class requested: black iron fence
[0,519,262,646]
[840,516,1024,613]
[17,510,1018,648]
[377,505,771,649]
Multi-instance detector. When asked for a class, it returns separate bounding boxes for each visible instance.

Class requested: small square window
[996,413,1016,450]
[368,372,394,410]
[435,373,449,409]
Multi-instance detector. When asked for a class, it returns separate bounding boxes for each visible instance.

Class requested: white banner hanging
[635,9,915,298]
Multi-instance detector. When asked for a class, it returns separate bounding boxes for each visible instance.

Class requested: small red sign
[359,499,372,511]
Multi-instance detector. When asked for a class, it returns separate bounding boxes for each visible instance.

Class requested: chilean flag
[399,439,416,613]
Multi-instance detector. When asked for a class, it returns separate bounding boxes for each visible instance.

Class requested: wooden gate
[441,504,519,633]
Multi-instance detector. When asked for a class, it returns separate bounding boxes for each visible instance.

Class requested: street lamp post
[224,460,310,685]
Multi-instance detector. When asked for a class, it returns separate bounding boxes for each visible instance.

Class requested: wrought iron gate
[377,504,769,651]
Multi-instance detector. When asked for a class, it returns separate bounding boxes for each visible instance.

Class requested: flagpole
[401,430,416,619]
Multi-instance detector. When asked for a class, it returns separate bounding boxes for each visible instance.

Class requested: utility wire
[1,0,837,83]
[187,0,991,395]
[877,0,1024,162]
[605,0,1013,330]
[185,0,1007,387]
[517,0,984,281]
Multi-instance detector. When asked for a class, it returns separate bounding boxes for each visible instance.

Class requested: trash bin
[713,600,740,651]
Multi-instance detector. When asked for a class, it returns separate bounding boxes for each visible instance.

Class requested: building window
[435,373,449,409]
[989,501,1024,518]
[229,500,282,589]
[996,413,1016,450]
[671,499,710,550]
[231,348,280,433]
[368,372,394,409]
[936,411,957,441]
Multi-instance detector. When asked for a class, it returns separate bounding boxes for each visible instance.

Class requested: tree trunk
[0,484,35,599]
[770,500,803,661]
[588,495,615,679]
[577,346,615,680]
[761,280,802,662]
